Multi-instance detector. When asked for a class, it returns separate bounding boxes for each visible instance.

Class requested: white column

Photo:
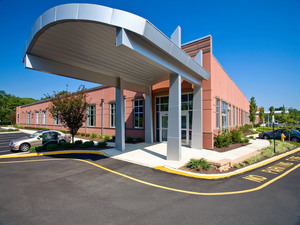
[115,78,125,151]
[191,83,203,149]
[145,86,153,143]
[167,74,181,160]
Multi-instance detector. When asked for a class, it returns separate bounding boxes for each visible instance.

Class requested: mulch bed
[212,142,251,153]
[180,146,298,175]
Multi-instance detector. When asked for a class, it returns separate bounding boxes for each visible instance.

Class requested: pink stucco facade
[17,35,250,150]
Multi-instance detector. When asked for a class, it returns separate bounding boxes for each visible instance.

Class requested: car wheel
[291,137,300,142]
[19,143,30,152]
[263,135,269,140]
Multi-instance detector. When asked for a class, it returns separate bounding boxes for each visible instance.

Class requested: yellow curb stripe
[153,147,300,179]
[0,156,299,196]
[0,159,66,164]
[0,150,106,159]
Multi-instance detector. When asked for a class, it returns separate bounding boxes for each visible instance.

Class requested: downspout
[101,99,104,136]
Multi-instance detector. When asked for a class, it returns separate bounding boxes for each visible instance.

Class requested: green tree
[269,106,275,124]
[45,86,89,143]
[249,97,257,127]
[259,107,265,124]
[0,90,36,125]
[280,105,287,123]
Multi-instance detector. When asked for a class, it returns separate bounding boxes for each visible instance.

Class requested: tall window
[228,105,231,127]
[222,102,228,129]
[35,111,39,124]
[216,99,220,129]
[110,103,116,127]
[233,106,235,126]
[88,105,96,127]
[134,99,144,128]
[42,111,46,125]
[54,112,59,125]
[27,112,31,124]
[236,108,239,125]
[17,114,19,125]
[246,112,248,124]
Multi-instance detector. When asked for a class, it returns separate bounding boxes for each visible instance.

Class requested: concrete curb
[153,147,300,179]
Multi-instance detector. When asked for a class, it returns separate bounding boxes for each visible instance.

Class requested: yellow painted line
[153,147,300,179]
[0,158,66,164]
[1,156,298,196]
[0,150,106,159]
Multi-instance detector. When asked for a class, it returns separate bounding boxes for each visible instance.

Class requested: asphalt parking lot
[0,132,29,155]
[0,152,299,225]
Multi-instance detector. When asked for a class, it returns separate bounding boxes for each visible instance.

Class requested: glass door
[181,111,189,144]
[159,112,168,142]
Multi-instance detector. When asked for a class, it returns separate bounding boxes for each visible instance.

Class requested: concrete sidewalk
[101,135,270,170]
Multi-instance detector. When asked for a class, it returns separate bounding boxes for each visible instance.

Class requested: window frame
[222,102,228,129]
[133,98,144,129]
[216,99,220,129]
[110,102,116,128]
[88,104,96,127]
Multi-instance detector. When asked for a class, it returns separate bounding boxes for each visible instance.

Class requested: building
[18,3,250,159]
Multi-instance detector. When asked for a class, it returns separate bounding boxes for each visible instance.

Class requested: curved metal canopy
[24,3,210,94]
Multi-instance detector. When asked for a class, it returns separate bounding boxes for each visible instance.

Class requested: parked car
[258,129,300,142]
[9,130,71,152]
[266,122,279,126]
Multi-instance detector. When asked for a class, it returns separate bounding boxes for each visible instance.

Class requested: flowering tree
[46,86,89,143]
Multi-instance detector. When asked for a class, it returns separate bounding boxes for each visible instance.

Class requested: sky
[0,0,299,110]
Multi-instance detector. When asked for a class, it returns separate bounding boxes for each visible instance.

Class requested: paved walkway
[4,127,270,170]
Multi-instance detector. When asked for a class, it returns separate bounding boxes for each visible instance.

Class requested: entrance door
[159,112,168,142]
[181,111,189,145]
[159,111,189,144]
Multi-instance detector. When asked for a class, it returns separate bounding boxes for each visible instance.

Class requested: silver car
[9,130,71,152]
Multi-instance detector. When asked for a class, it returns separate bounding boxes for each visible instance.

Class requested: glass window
[236,108,239,125]
[222,102,228,129]
[54,112,59,125]
[233,106,235,126]
[110,103,116,127]
[35,111,39,124]
[42,111,46,125]
[228,105,231,127]
[27,112,31,124]
[216,99,220,129]
[88,105,96,127]
[134,99,144,128]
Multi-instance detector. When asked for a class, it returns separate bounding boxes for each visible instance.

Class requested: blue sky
[0,0,299,110]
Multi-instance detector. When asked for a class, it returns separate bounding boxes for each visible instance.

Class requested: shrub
[230,129,243,144]
[98,135,103,139]
[91,133,98,139]
[80,141,94,148]
[74,140,83,145]
[85,133,90,137]
[80,133,85,136]
[242,137,250,143]
[187,158,212,171]
[136,137,144,142]
[234,164,240,169]
[46,144,59,151]
[104,135,110,141]
[126,136,134,143]
[214,133,232,148]
[61,142,74,149]
[76,132,81,135]
[112,136,115,141]
[97,142,108,148]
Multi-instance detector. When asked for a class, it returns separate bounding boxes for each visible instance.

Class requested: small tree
[46,86,89,143]
[269,106,275,125]
[281,105,287,123]
[249,97,257,127]
[259,107,265,124]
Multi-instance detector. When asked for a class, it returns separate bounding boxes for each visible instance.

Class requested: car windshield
[29,131,44,138]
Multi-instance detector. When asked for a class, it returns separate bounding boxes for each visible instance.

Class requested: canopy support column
[167,74,181,160]
[145,86,153,143]
[115,78,125,151]
[191,82,203,149]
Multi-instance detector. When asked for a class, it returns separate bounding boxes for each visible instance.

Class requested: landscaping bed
[28,140,112,153]
[182,141,300,174]
[213,142,251,152]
